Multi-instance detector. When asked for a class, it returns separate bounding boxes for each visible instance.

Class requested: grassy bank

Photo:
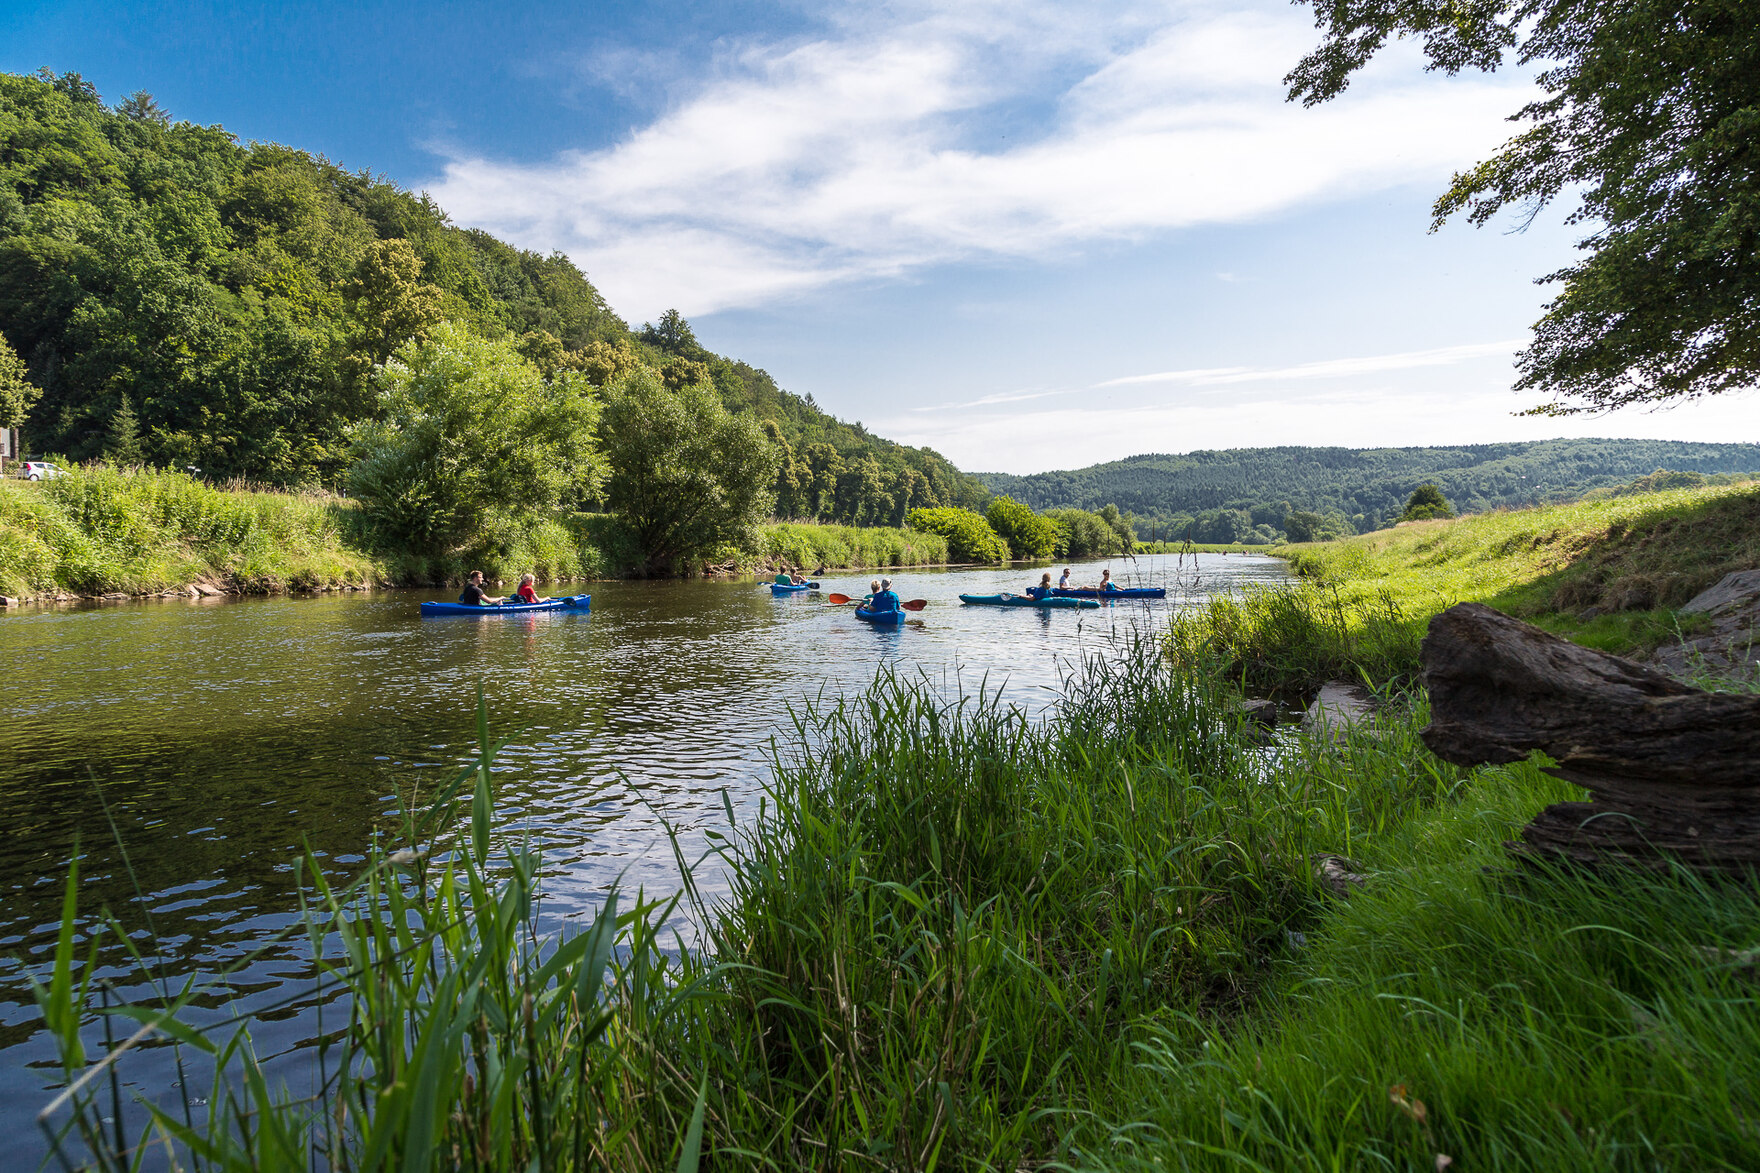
[1174,481,1760,694]
[37,643,1760,1169]
[0,467,381,598]
[0,469,958,599]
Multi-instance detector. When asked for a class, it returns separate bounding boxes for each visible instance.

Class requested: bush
[906,506,1008,562]
[984,495,1058,558]
[1045,507,1126,559]
[347,323,606,554]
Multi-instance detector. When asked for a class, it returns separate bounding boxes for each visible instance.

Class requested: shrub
[984,495,1059,558]
[906,506,1008,562]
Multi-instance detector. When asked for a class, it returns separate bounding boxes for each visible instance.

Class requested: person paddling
[459,570,504,606]
[868,576,900,615]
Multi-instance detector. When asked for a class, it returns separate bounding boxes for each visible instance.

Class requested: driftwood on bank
[1419,602,1760,874]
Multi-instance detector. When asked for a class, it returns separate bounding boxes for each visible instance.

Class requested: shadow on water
[0,553,1291,1163]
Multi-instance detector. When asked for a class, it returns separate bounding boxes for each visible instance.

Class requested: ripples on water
[0,554,1288,1161]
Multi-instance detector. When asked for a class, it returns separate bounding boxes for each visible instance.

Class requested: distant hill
[975,440,1760,540]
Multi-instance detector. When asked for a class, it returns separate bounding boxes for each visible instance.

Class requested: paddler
[459,570,505,606]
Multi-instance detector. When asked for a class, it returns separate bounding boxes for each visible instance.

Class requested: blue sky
[7,0,1755,472]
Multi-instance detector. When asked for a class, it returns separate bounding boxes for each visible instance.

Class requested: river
[0,553,1289,1163]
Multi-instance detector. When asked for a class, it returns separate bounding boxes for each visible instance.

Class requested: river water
[0,553,1288,1162]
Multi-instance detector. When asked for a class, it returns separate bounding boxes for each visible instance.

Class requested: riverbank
[37,639,1759,1169]
[0,467,957,602]
[1171,481,1760,695]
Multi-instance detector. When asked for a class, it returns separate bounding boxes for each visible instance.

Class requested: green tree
[346,324,605,554]
[347,238,445,366]
[638,308,700,356]
[0,331,41,429]
[598,369,779,576]
[907,507,1009,563]
[984,495,1058,559]
[1288,0,1760,412]
[1399,483,1454,522]
[1095,504,1136,551]
[104,392,145,466]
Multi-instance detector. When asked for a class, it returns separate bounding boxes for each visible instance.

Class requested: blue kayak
[770,582,816,595]
[421,594,591,616]
[1051,586,1166,600]
[855,605,906,625]
[959,593,1099,610]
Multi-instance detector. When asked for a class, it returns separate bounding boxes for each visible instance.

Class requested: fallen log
[1419,602,1760,874]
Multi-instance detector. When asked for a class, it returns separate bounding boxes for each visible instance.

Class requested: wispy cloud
[423,0,1533,318]
[915,339,1527,412]
[1096,339,1530,388]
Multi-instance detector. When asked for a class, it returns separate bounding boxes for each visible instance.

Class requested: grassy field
[36,645,1760,1170]
[1173,482,1760,694]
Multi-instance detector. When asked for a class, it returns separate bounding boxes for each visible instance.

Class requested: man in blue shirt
[869,576,900,614]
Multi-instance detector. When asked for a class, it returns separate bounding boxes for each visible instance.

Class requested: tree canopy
[1288,0,1760,412]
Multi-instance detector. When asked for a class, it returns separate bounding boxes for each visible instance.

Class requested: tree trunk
[1419,602,1760,874]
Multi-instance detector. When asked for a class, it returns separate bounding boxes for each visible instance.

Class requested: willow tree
[1290,0,1759,412]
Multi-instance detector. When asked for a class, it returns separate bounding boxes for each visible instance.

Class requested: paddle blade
[902,599,927,611]
[827,593,852,605]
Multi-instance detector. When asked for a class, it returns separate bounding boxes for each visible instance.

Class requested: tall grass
[1168,582,1424,696]
[751,521,950,569]
[0,466,380,596]
[30,641,1760,1170]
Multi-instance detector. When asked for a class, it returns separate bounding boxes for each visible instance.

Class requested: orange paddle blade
[902,599,927,611]
[827,593,852,605]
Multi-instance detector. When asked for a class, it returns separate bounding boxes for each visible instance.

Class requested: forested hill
[0,70,984,522]
[977,440,1760,539]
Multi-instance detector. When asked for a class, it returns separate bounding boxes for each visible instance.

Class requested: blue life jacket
[869,589,900,613]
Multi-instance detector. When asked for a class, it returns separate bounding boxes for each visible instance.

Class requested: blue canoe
[959,593,1099,610]
[1050,586,1166,600]
[769,582,816,595]
[855,605,906,625]
[421,594,591,616]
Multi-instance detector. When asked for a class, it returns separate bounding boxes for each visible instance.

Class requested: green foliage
[978,439,1760,534]
[1398,481,1453,521]
[984,494,1058,558]
[345,324,605,556]
[1288,0,1760,413]
[905,505,1008,563]
[599,368,779,575]
[0,330,39,428]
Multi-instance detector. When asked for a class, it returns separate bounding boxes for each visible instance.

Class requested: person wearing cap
[869,576,900,615]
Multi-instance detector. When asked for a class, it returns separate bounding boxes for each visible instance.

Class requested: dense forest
[0,70,985,527]
[978,440,1760,543]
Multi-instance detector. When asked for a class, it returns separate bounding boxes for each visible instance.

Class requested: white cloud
[423,0,1534,318]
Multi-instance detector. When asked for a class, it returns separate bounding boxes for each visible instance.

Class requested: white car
[17,461,65,480]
